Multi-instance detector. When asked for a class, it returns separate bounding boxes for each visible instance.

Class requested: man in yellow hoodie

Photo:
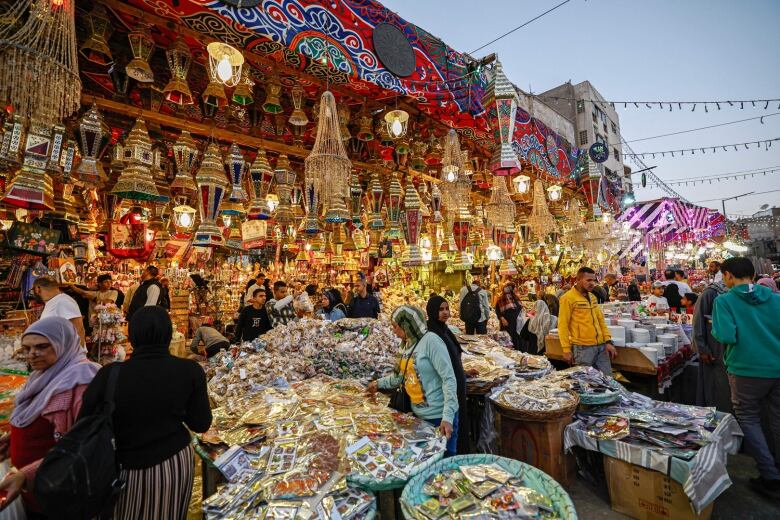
[558,267,616,375]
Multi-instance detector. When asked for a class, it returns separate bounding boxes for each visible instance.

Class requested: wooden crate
[604,456,713,520]
[494,410,576,487]
[545,335,657,375]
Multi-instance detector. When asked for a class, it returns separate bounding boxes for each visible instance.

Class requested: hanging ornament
[288,82,309,127]
[384,109,409,139]
[300,179,322,234]
[232,74,255,106]
[193,142,228,246]
[349,172,363,228]
[80,5,113,66]
[338,104,352,142]
[402,182,423,266]
[162,36,193,105]
[225,143,248,202]
[75,104,110,187]
[247,149,274,220]
[441,129,463,182]
[202,79,228,109]
[262,73,283,113]
[305,91,351,223]
[0,0,81,122]
[126,23,155,83]
[170,130,199,196]
[356,106,374,142]
[430,182,443,222]
[486,177,515,231]
[273,154,297,225]
[385,173,403,239]
[367,172,385,230]
[2,119,55,210]
[111,119,159,201]
[485,60,521,175]
[527,181,557,241]
[206,42,244,87]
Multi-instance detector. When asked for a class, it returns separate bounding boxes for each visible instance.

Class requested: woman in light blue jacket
[318,289,347,321]
[367,305,459,455]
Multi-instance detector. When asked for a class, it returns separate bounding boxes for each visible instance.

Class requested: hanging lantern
[377,119,395,148]
[80,5,113,66]
[75,104,110,186]
[288,82,309,127]
[147,200,170,241]
[206,42,244,87]
[402,182,423,266]
[162,36,193,105]
[441,129,463,182]
[338,104,352,142]
[461,151,474,176]
[273,154,297,224]
[498,227,517,275]
[247,149,274,220]
[452,218,472,268]
[112,119,159,201]
[430,182,443,222]
[485,60,521,175]
[193,142,228,246]
[151,148,171,203]
[356,108,374,142]
[547,184,563,202]
[384,109,409,139]
[170,131,199,195]
[232,74,255,106]
[385,173,403,238]
[349,172,363,227]
[512,174,531,194]
[202,79,228,109]
[301,180,321,234]
[262,74,283,113]
[225,143,248,202]
[2,119,55,210]
[172,199,197,235]
[126,24,155,83]
[367,172,385,230]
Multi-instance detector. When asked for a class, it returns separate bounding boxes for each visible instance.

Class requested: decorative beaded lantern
[193,142,228,246]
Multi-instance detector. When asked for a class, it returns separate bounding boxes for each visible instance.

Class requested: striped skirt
[113,445,194,520]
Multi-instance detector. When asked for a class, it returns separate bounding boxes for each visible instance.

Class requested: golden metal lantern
[384,109,409,139]
[80,5,113,66]
[126,24,155,83]
[288,82,309,127]
[206,42,244,87]
[262,74,283,114]
[162,37,193,105]
[232,74,255,106]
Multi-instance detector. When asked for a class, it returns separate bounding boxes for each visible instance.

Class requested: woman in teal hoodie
[712,256,780,499]
[367,305,459,455]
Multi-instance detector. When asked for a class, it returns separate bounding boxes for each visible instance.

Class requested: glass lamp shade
[513,174,531,194]
[75,105,110,187]
[206,42,244,87]
[171,131,199,195]
[367,172,384,230]
[486,243,502,262]
[262,75,283,114]
[384,109,409,139]
[247,149,274,220]
[172,203,196,233]
[126,24,155,83]
[547,185,563,202]
[163,37,193,105]
[193,142,229,247]
[80,5,113,66]
[225,143,248,202]
[232,75,255,106]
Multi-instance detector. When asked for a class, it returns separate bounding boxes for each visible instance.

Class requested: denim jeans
[572,344,613,377]
[728,374,780,480]
[426,412,459,456]
[465,321,487,335]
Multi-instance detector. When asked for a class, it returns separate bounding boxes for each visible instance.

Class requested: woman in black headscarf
[426,295,470,454]
[80,306,212,520]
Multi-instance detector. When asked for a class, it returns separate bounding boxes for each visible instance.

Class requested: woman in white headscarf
[0,317,99,514]
[528,299,553,355]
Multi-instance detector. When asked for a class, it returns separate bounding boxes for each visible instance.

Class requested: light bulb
[217,55,233,82]
[179,212,192,227]
[391,118,403,137]
[446,171,456,182]
[222,214,232,228]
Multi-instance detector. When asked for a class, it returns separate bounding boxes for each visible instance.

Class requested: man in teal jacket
[712,256,780,499]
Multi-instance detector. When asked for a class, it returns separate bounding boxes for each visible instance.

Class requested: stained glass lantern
[367,172,385,230]
[452,218,472,269]
[301,181,321,234]
[338,104,351,142]
[202,79,228,109]
[430,182,443,222]
[225,143,247,202]
[498,228,517,275]
[172,199,197,235]
[402,183,423,266]
[80,5,113,66]
[288,83,308,127]
[152,148,171,203]
[385,173,403,239]
[547,184,562,202]
[349,172,363,228]
[2,119,54,210]
[126,24,155,83]
[513,174,531,194]
[290,185,304,217]
[273,154,296,225]
[170,131,199,195]
[385,109,409,139]
[112,118,159,201]
[262,74,283,114]
[75,105,110,187]
[206,42,243,87]
[247,149,274,220]
[356,109,374,142]
[486,60,520,175]
[193,142,228,246]
[163,37,193,105]
[232,74,255,106]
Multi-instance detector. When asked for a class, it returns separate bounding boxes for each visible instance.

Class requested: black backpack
[460,286,482,324]
[34,365,124,519]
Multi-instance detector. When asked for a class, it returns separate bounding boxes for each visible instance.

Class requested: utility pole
[720,192,755,219]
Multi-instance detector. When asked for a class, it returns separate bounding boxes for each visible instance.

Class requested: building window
[593,125,598,137]
[603,122,608,133]
[613,148,620,162]
[596,134,605,145]
[576,100,585,113]
[592,111,597,123]
[579,130,588,145]
[611,122,617,134]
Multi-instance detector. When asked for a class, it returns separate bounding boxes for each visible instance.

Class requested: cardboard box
[604,456,713,520]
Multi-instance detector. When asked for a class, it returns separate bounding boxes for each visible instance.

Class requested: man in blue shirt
[348,277,380,319]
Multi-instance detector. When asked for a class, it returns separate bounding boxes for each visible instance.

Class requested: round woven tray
[466,374,510,396]
[491,389,580,422]
[399,454,577,520]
